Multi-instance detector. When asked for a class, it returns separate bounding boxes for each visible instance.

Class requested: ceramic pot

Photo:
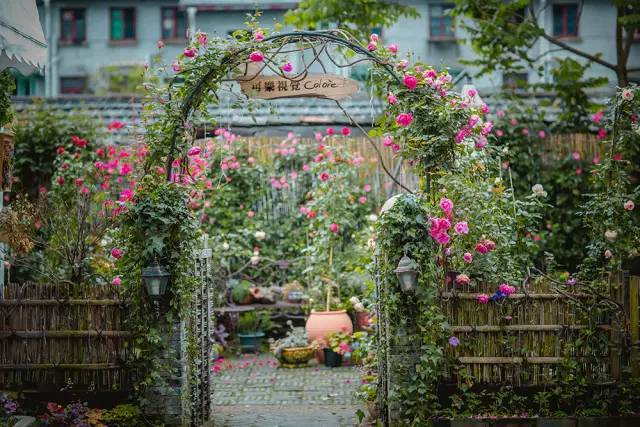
[305,310,353,343]
[238,331,265,353]
[279,346,314,368]
[323,348,342,367]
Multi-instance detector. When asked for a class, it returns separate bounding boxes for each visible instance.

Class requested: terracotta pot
[305,310,353,343]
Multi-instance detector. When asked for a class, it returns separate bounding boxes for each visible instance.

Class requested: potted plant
[237,311,272,353]
[230,279,253,305]
[323,330,352,367]
[305,276,353,344]
[270,321,314,368]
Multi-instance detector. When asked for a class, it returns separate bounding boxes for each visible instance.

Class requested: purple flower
[566,277,577,285]
[448,336,460,347]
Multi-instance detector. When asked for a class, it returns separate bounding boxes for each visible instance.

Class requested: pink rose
[247,210,255,218]
[624,200,635,211]
[330,223,339,233]
[403,74,418,90]
[326,127,335,135]
[249,51,264,62]
[363,184,372,193]
[156,40,165,49]
[456,274,470,285]
[538,130,546,138]
[320,172,330,181]
[253,30,265,41]
[281,62,293,73]
[395,113,413,127]
[387,92,398,104]
[476,294,489,304]
[341,127,351,136]
[367,41,377,51]
[111,276,122,286]
[110,248,123,259]
[183,47,198,58]
[172,61,183,73]
[439,198,453,215]
[454,221,469,235]
[387,44,398,54]
[188,146,202,156]
[196,31,208,45]
[358,196,367,204]
[604,249,613,258]
[475,135,488,150]
[499,283,516,296]
[475,243,488,254]
[463,252,473,263]
[369,33,379,42]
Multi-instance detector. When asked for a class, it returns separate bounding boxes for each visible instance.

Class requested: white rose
[349,296,360,305]
[604,230,618,242]
[367,238,376,249]
[354,302,365,312]
[531,184,547,197]
[222,242,230,251]
[250,255,261,265]
[254,231,267,241]
[367,214,378,222]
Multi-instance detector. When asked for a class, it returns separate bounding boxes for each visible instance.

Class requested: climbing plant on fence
[372,77,640,424]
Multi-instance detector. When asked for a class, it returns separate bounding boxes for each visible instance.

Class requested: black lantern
[142,262,170,299]
[394,255,418,293]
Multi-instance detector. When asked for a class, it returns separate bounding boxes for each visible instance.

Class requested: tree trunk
[615,6,629,87]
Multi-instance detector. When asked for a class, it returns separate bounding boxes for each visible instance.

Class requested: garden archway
[146,29,418,425]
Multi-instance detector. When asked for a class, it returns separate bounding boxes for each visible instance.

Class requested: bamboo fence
[438,274,639,386]
[0,282,135,393]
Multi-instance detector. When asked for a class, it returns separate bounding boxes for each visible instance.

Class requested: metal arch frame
[165,29,413,194]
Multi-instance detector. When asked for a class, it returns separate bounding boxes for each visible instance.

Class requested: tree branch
[540,33,618,72]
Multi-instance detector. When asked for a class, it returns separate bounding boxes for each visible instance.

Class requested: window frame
[161,6,186,41]
[109,7,137,42]
[429,3,456,41]
[552,4,579,38]
[60,76,88,95]
[59,8,87,45]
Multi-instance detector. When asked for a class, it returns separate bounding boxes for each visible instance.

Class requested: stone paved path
[208,354,364,426]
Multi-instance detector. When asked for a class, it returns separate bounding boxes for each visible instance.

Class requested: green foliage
[94,65,146,95]
[452,0,640,86]
[230,279,252,304]
[0,71,15,127]
[101,404,144,426]
[114,176,200,396]
[284,0,419,41]
[578,85,640,278]
[13,102,100,196]
[238,311,273,333]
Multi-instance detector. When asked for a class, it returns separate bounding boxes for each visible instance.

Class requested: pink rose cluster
[475,239,496,254]
[430,198,469,246]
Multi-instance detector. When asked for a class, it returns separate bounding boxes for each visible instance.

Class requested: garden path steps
[207,354,363,426]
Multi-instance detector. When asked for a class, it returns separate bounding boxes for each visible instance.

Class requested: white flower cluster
[531,184,547,198]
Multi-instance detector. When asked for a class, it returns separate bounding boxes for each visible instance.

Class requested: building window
[553,4,579,37]
[60,8,86,44]
[503,72,528,90]
[161,7,186,40]
[430,4,455,40]
[110,8,136,41]
[60,76,88,94]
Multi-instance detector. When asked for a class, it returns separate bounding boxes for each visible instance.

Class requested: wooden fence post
[630,276,640,377]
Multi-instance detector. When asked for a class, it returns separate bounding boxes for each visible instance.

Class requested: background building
[11,0,638,97]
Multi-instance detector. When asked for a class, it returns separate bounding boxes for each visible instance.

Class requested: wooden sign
[238,73,359,101]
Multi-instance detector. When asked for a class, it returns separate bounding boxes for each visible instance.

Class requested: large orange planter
[305,310,353,343]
